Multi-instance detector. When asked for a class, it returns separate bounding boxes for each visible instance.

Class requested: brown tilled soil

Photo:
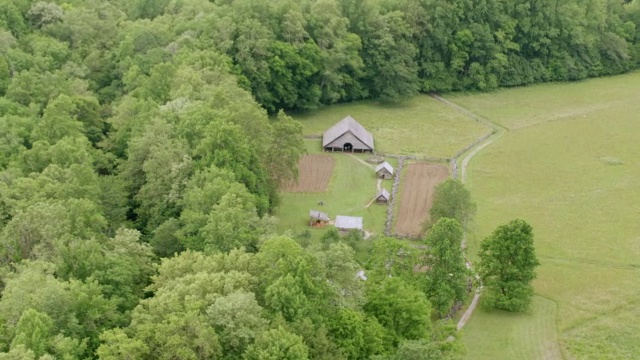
[395,162,450,236]
[283,154,335,192]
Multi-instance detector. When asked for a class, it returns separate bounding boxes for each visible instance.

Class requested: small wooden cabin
[376,188,391,204]
[375,162,394,179]
[309,210,330,227]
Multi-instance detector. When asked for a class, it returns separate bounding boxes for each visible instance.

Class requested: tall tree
[428,179,475,230]
[478,219,540,312]
[424,218,468,317]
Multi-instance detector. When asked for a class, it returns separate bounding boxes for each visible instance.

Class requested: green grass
[275,149,388,244]
[292,95,490,158]
[452,72,640,359]
[462,296,562,360]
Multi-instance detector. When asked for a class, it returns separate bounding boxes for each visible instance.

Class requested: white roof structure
[377,188,390,201]
[375,161,394,175]
[322,115,374,149]
[309,210,329,221]
[335,215,363,231]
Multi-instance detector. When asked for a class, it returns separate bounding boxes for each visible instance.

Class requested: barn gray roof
[335,215,363,230]
[377,188,390,200]
[375,161,394,175]
[309,210,329,221]
[323,115,374,149]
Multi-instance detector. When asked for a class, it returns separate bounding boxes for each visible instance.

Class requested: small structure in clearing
[376,188,391,204]
[375,161,394,179]
[335,215,363,232]
[309,210,330,227]
[323,115,374,153]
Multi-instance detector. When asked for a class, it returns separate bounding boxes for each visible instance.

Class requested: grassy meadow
[292,95,490,158]
[450,72,640,359]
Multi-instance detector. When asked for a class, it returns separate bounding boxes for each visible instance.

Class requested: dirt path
[376,179,382,191]
[431,93,501,331]
[349,154,375,169]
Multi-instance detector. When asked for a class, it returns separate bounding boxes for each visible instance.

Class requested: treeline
[133,0,640,110]
[0,0,474,358]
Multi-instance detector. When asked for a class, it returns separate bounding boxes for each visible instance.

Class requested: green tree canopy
[478,219,540,312]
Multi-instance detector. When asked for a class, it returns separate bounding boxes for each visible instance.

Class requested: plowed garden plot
[395,163,449,236]
[284,154,335,192]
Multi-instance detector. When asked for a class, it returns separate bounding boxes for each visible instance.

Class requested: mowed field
[394,162,449,236]
[292,95,490,158]
[448,72,640,359]
[284,154,335,192]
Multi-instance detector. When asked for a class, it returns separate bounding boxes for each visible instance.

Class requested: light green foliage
[366,237,420,282]
[266,111,307,189]
[326,309,385,359]
[97,329,149,360]
[10,309,53,358]
[364,277,432,346]
[393,339,441,360]
[242,327,309,360]
[0,261,116,358]
[256,236,330,320]
[317,242,364,308]
[479,219,539,312]
[428,180,475,230]
[178,165,265,252]
[424,218,468,317]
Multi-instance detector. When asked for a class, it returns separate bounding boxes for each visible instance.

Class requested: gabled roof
[323,115,374,149]
[375,161,394,174]
[309,210,329,221]
[377,188,390,200]
[335,215,363,230]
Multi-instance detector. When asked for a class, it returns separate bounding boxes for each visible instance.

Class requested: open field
[292,95,490,158]
[283,154,335,192]
[450,72,640,359]
[394,162,449,236]
[276,149,389,242]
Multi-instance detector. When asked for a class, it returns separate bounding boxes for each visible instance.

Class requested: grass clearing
[462,296,562,360]
[292,95,490,158]
[455,72,640,359]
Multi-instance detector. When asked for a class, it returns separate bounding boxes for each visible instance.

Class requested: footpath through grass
[292,95,489,158]
[450,72,640,359]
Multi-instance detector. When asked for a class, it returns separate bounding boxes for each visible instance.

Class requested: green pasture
[292,95,490,158]
[275,146,391,244]
[452,72,640,359]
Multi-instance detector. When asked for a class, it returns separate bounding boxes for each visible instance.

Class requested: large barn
[323,116,374,153]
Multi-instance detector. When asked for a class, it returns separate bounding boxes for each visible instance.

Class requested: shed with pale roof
[309,210,330,227]
[323,116,374,153]
[376,188,391,203]
[334,215,363,232]
[375,161,394,179]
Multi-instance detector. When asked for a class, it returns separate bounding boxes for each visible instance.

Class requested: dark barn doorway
[343,143,353,152]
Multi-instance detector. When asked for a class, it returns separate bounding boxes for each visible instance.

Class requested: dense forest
[0,0,638,359]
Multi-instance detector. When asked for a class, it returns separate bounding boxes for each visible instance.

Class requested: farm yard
[275,143,391,241]
[394,162,450,236]
[449,72,640,359]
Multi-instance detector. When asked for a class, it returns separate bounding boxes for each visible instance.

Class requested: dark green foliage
[478,219,540,312]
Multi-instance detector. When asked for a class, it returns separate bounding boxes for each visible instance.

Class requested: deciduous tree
[478,219,539,312]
